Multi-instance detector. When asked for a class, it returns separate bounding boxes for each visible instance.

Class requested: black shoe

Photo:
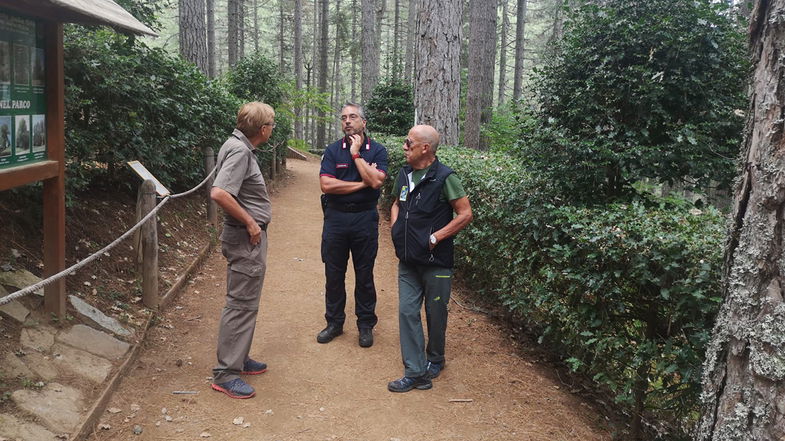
[387,375,432,393]
[426,361,445,379]
[317,324,343,343]
[359,328,373,348]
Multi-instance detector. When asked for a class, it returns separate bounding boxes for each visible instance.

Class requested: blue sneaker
[387,375,432,393]
[211,378,255,399]
[426,361,445,379]
[241,359,268,375]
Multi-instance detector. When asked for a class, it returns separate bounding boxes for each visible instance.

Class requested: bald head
[411,125,440,153]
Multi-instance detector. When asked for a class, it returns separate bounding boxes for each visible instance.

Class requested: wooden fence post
[138,179,158,309]
[203,146,217,226]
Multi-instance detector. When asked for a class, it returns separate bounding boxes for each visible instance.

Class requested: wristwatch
[351,152,361,160]
[429,234,437,245]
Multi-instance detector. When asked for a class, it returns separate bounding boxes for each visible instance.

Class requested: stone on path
[12,383,84,434]
[51,344,113,383]
[0,284,30,323]
[0,269,44,297]
[20,326,56,352]
[1,352,29,378]
[69,295,131,337]
[56,324,131,360]
[0,300,30,323]
[0,413,59,441]
[23,352,58,380]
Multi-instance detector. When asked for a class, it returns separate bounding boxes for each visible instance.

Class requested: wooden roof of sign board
[0,0,157,36]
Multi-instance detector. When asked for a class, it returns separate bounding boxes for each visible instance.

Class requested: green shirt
[402,165,466,202]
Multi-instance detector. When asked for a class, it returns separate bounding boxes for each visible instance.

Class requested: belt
[225,222,268,231]
[326,201,377,213]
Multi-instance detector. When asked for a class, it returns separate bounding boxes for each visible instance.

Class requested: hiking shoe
[387,375,432,393]
[211,378,255,399]
[317,324,343,343]
[426,361,444,379]
[359,328,373,348]
[241,359,267,375]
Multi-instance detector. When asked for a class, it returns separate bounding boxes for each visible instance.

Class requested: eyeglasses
[404,138,414,148]
[265,123,276,129]
[340,114,361,122]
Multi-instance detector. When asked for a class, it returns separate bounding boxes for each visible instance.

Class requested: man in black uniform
[317,102,388,347]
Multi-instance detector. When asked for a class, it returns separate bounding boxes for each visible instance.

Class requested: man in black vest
[317,103,388,347]
[387,124,473,392]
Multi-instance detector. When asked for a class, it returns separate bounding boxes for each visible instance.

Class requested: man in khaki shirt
[210,102,275,399]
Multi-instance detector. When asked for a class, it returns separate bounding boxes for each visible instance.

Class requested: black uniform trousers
[321,207,379,330]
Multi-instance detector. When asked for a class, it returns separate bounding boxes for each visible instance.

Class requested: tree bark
[207,0,216,77]
[316,0,329,149]
[227,0,240,67]
[361,0,379,103]
[294,0,304,140]
[179,0,208,74]
[239,0,246,59]
[332,0,343,120]
[404,0,416,87]
[497,0,509,106]
[414,0,462,146]
[392,0,400,79]
[512,0,526,101]
[698,1,785,440]
[279,0,285,71]
[464,0,496,150]
[351,0,358,102]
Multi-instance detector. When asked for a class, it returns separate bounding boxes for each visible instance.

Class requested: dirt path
[89,158,612,441]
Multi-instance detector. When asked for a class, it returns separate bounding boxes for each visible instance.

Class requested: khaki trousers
[212,225,268,384]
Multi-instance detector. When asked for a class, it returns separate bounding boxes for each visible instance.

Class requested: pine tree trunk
[316,0,329,149]
[279,0,285,71]
[698,1,785,440]
[351,0,358,102]
[179,0,208,74]
[207,0,216,77]
[512,0,526,101]
[464,0,496,150]
[361,0,379,103]
[294,0,304,140]
[227,0,240,67]
[404,0,416,88]
[239,0,246,59]
[332,0,343,125]
[310,0,318,146]
[414,0,462,146]
[392,0,400,80]
[497,0,509,106]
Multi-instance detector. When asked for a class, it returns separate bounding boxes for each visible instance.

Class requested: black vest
[391,158,455,268]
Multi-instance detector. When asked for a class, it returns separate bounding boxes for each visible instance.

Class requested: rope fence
[0,166,217,307]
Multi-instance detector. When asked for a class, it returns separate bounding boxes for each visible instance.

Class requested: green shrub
[64,28,239,195]
[382,145,723,435]
[224,54,292,164]
[527,0,748,201]
[366,79,414,136]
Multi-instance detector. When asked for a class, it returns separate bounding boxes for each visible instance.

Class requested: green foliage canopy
[525,0,748,201]
[64,28,239,194]
[224,54,292,160]
[365,79,414,136]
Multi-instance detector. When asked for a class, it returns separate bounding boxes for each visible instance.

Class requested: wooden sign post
[0,0,154,319]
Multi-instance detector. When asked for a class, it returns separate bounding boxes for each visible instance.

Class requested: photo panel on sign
[13,44,29,86]
[15,114,30,155]
[31,47,43,87]
[0,115,10,157]
[31,114,44,152]
[0,41,9,84]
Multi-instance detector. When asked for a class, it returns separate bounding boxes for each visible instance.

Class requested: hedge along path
[88,157,611,441]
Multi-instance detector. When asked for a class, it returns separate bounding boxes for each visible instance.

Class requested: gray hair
[341,102,366,120]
